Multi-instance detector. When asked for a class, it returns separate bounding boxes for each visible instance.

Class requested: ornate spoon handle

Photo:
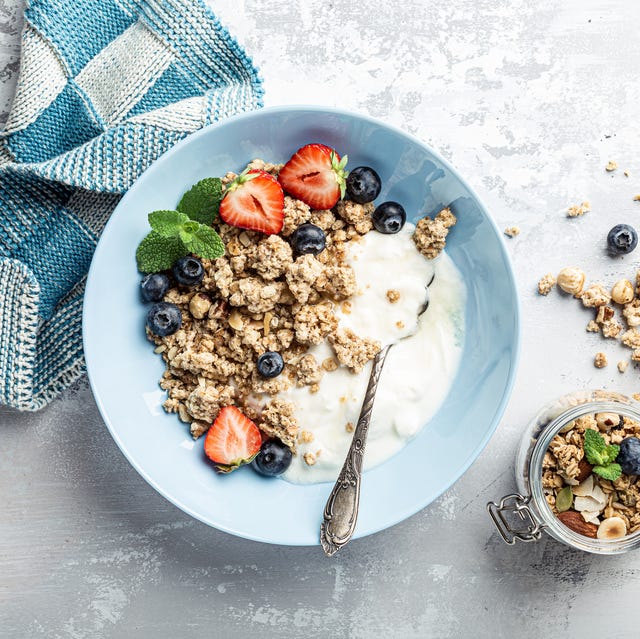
[320,345,391,556]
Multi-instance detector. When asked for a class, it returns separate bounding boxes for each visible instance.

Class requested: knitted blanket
[0,0,263,411]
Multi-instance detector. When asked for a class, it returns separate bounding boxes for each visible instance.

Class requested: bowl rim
[83,104,521,545]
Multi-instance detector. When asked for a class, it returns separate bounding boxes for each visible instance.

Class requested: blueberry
[372,201,406,234]
[257,351,284,378]
[290,223,326,256]
[172,256,204,286]
[346,166,382,204]
[617,437,640,475]
[140,273,170,302]
[607,224,638,255]
[251,439,293,477]
[146,302,182,337]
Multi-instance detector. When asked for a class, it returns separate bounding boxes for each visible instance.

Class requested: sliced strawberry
[219,169,284,234]
[204,405,262,473]
[278,144,348,210]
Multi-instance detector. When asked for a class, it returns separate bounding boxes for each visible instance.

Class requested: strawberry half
[219,169,284,234]
[204,405,262,473]
[278,144,348,210]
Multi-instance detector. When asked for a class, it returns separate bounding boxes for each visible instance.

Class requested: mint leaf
[148,210,189,237]
[177,178,222,225]
[584,429,607,466]
[603,443,620,465]
[136,231,187,272]
[182,224,225,260]
[593,463,622,481]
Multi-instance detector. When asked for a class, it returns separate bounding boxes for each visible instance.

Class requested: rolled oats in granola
[140,152,466,483]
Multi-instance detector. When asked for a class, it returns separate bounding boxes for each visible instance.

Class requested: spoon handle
[320,345,391,556]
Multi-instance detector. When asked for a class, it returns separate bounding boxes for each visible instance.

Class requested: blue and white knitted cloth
[0,0,263,411]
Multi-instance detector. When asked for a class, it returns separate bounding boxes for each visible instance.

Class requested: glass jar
[488,389,640,554]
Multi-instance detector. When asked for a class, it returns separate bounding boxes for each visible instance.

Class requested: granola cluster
[544,413,640,535]
[537,266,640,370]
[147,160,456,454]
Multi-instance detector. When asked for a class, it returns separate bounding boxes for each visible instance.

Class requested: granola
[143,156,456,467]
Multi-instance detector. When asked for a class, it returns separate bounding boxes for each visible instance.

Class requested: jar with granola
[488,390,640,554]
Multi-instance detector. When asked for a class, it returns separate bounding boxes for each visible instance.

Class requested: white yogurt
[282,223,466,484]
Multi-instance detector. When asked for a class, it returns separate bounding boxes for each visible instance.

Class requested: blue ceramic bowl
[83,106,520,546]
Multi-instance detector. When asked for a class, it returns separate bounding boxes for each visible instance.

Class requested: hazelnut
[557,267,585,296]
[189,293,212,319]
[611,279,634,305]
[595,412,621,430]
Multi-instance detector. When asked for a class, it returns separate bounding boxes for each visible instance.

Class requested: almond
[557,511,598,538]
[576,458,593,483]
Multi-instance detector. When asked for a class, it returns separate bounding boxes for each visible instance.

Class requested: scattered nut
[618,360,629,373]
[557,267,585,296]
[611,279,635,305]
[537,273,556,296]
[345,421,354,433]
[594,352,608,368]
[303,452,317,466]
[634,194,640,202]
[597,516,627,539]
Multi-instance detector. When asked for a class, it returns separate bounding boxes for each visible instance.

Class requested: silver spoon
[320,284,432,556]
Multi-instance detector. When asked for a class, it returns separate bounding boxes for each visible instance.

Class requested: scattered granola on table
[504,226,520,238]
[537,273,556,296]
[566,201,591,217]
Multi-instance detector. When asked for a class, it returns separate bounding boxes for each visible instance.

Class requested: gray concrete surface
[3,0,640,637]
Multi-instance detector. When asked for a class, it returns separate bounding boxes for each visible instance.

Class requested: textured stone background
[3,0,640,637]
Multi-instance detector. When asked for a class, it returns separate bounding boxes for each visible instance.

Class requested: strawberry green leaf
[182,224,225,260]
[177,178,223,225]
[136,231,187,273]
[592,463,622,481]
[148,210,189,237]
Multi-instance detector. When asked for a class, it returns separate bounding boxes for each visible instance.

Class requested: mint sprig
[136,177,226,273]
[177,177,222,225]
[584,428,622,481]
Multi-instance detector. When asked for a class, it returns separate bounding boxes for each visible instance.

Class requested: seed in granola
[556,486,573,512]
[611,279,635,305]
[228,309,244,331]
[594,352,608,368]
[557,267,585,296]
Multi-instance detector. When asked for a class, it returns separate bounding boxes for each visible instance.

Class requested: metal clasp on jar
[487,493,546,544]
